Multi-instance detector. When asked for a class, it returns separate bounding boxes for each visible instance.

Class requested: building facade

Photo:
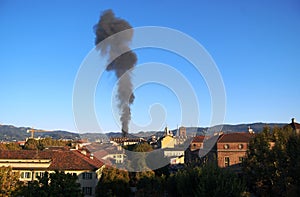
[0,148,104,197]
[189,135,205,151]
[217,132,254,168]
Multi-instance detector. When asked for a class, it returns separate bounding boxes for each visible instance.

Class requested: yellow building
[159,127,185,164]
[161,135,175,149]
[160,126,175,148]
[0,149,104,197]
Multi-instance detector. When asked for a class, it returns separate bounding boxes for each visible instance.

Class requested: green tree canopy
[96,167,131,197]
[166,164,247,197]
[0,166,21,197]
[132,143,153,152]
[243,126,300,196]
[5,142,22,150]
[17,171,82,197]
[136,174,165,197]
[0,142,22,150]
[23,138,71,150]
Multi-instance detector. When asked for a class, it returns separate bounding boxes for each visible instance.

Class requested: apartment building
[0,148,104,197]
[217,132,254,168]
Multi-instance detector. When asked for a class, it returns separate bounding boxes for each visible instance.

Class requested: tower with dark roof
[289,118,300,135]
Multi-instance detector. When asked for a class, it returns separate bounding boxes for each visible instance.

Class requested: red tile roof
[0,149,104,171]
[0,150,47,159]
[192,136,205,143]
[217,132,254,143]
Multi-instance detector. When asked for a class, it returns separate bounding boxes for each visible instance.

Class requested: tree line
[243,126,300,196]
[0,137,72,151]
[0,167,82,197]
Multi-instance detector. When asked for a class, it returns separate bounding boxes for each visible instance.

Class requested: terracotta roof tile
[217,132,254,143]
[192,136,205,143]
[0,149,104,171]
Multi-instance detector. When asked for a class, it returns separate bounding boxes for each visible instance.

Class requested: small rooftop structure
[289,118,300,134]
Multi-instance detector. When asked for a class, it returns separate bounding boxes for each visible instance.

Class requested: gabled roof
[217,132,254,143]
[0,150,49,159]
[0,149,104,171]
[192,136,205,143]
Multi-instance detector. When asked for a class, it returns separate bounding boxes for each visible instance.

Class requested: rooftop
[217,132,254,143]
[0,149,104,171]
[192,136,205,143]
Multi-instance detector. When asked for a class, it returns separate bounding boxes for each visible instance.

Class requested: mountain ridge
[0,122,287,142]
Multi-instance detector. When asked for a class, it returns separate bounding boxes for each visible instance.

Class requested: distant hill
[171,123,286,136]
[0,125,80,141]
[0,122,287,142]
[215,123,286,133]
[0,125,30,141]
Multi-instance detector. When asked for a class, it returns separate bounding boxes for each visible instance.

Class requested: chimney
[248,126,254,134]
[90,153,94,160]
[292,118,295,124]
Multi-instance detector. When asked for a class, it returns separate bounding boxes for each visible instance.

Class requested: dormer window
[224,144,229,149]
[238,144,243,149]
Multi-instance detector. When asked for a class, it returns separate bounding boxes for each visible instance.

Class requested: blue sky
[0,0,299,133]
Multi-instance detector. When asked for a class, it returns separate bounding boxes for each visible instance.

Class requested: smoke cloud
[94,10,137,137]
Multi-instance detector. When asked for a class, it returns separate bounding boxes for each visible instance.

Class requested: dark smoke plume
[94,10,136,137]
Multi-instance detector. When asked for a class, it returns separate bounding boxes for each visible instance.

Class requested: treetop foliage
[243,126,300,196]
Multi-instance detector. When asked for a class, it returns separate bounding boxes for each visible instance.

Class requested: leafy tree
[136,175,166,197]
[23,138,43,150]
[131,143,153,171]
[0,143,7,150]
[0,166,21,197]
[17,171,82,197]
[285,133,300,196]
[243,126,300,196]
[166,164,247,197]
[0,142,22,150]
[127,143,155,185]
[96,167,131,197]
[23,138,71,150]
[133,143,153,152]
[146,149,170,176]
[5,142,22,150]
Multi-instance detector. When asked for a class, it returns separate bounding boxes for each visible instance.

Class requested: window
[35,172,44,179]
[82,187,92,195]
[21,172,31,179]
[224,157,230,167]
[239,157,244,163]
[82,172,93,180]
[238,144,243,149]
[224,144,229,149]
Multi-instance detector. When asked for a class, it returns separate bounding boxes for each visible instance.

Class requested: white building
[0,148,104,197]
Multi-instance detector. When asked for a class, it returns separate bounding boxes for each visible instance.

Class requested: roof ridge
[71,150,103,168]
[218,133,225,142]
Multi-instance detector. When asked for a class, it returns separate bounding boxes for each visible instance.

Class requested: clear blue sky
[0,0,299,133]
